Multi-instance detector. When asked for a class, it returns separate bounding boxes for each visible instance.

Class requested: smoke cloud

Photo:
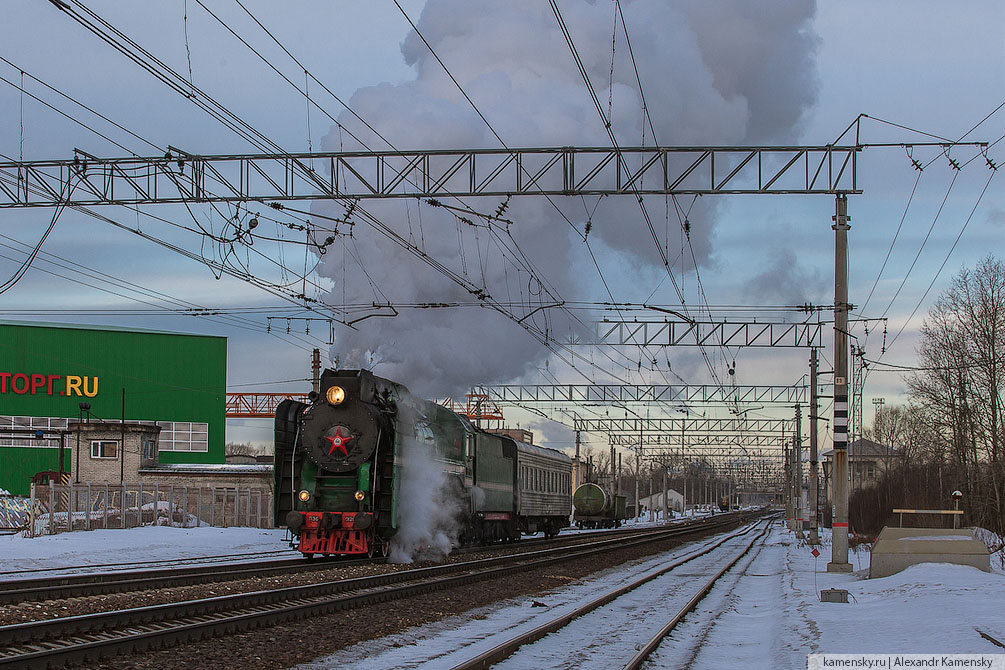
[742,247,827,305]
[387,404,465,563]
[317,0,819,396]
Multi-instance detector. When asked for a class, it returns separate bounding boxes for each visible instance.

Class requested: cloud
[316,0,820,396]
[987,206,1005,227]
[741,247,827,305]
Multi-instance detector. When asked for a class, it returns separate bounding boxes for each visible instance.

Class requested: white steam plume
[387,404,465,563]
[317,0,819,397]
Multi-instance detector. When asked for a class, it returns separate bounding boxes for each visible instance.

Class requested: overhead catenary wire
[385,0,672,388]
[180,0,602,375]
[0,71,141,156]
[881,168,996,354]
[858,169,923,317]
[877,169,960,322]
[0,240,322,351]
[0,176,75,296]
[0,155,327,347]
[551,0,733,404]
[30,1,750,403]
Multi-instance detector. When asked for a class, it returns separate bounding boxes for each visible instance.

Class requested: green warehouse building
[0,322,227,496]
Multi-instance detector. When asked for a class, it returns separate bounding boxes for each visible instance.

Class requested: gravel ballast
[75,522,739,670]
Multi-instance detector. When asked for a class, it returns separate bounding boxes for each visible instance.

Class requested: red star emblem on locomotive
[324,425,354,457]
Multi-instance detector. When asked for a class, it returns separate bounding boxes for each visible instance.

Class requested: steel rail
[0,515,757,668]
[622,519,774,670]
[450,516,771,670]
[0,557,323,604]
[0,523,680,604]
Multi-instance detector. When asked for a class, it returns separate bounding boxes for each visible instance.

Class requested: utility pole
[120,389,126,484]
[648,465,654,522]
[611,444,617,492]
[574,430,581,491]
[635,449,641,522]
[829,193,853,572]
[611,450,619,498]
[681,422,686,515]
[662,462,668,521]
[311,348,321,393]
[784,437,792,529]
[808,348,821,544]
[794,404,804,538]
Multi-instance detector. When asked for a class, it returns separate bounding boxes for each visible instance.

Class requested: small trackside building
[0,321,227,495]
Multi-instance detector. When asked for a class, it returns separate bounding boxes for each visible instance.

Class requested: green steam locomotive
[274,369,572,558]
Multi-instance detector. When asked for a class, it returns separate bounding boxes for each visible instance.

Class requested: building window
[0,415,67,448]
[156,421,209,452]
[90,440,118,459]
[142,437,157,460]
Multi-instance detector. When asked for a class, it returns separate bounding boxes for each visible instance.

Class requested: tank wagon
[573,481,628,529]
[274,369,572,557]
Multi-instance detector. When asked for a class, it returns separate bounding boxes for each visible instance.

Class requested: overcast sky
[1,1,1002,451]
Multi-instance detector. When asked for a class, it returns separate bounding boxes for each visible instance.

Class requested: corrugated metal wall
[0,322,227,495]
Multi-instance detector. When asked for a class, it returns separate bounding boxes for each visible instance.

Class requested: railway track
[0,514,757,669]
[0,514,746,604]
[334,515,776,670]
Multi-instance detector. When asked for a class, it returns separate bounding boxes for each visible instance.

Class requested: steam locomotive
[274,369,572,558]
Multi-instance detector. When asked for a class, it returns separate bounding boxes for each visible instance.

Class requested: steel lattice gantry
[609,433,787,450]
[0,145,860,208]
[584,319,826,348]
[576,417,790,434]
[225,392,310,417]
[638,445,784,489]
[474,384,806,405]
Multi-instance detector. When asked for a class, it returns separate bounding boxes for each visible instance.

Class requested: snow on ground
[298,520,1005,669]
[0,526,289,578]
[1,516,1003,668]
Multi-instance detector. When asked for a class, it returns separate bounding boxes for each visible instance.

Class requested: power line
[0,72,135,156]
[0,178,75,295]
[883,168,996,353]
[551,0,732,401]
[878,170,959,320]
[858,169,923,317]
[387,1,673,389]
[0,55,163,154]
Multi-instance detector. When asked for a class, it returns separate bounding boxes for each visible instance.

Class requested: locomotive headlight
[326,385,346,405]
[354,490,365,501]
[298,489,311,502]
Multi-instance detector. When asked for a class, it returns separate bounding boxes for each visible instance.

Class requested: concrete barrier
[870,526,990,578]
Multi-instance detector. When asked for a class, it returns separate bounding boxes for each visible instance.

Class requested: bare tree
[906,255,1005,537]
[226,442,265,458]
